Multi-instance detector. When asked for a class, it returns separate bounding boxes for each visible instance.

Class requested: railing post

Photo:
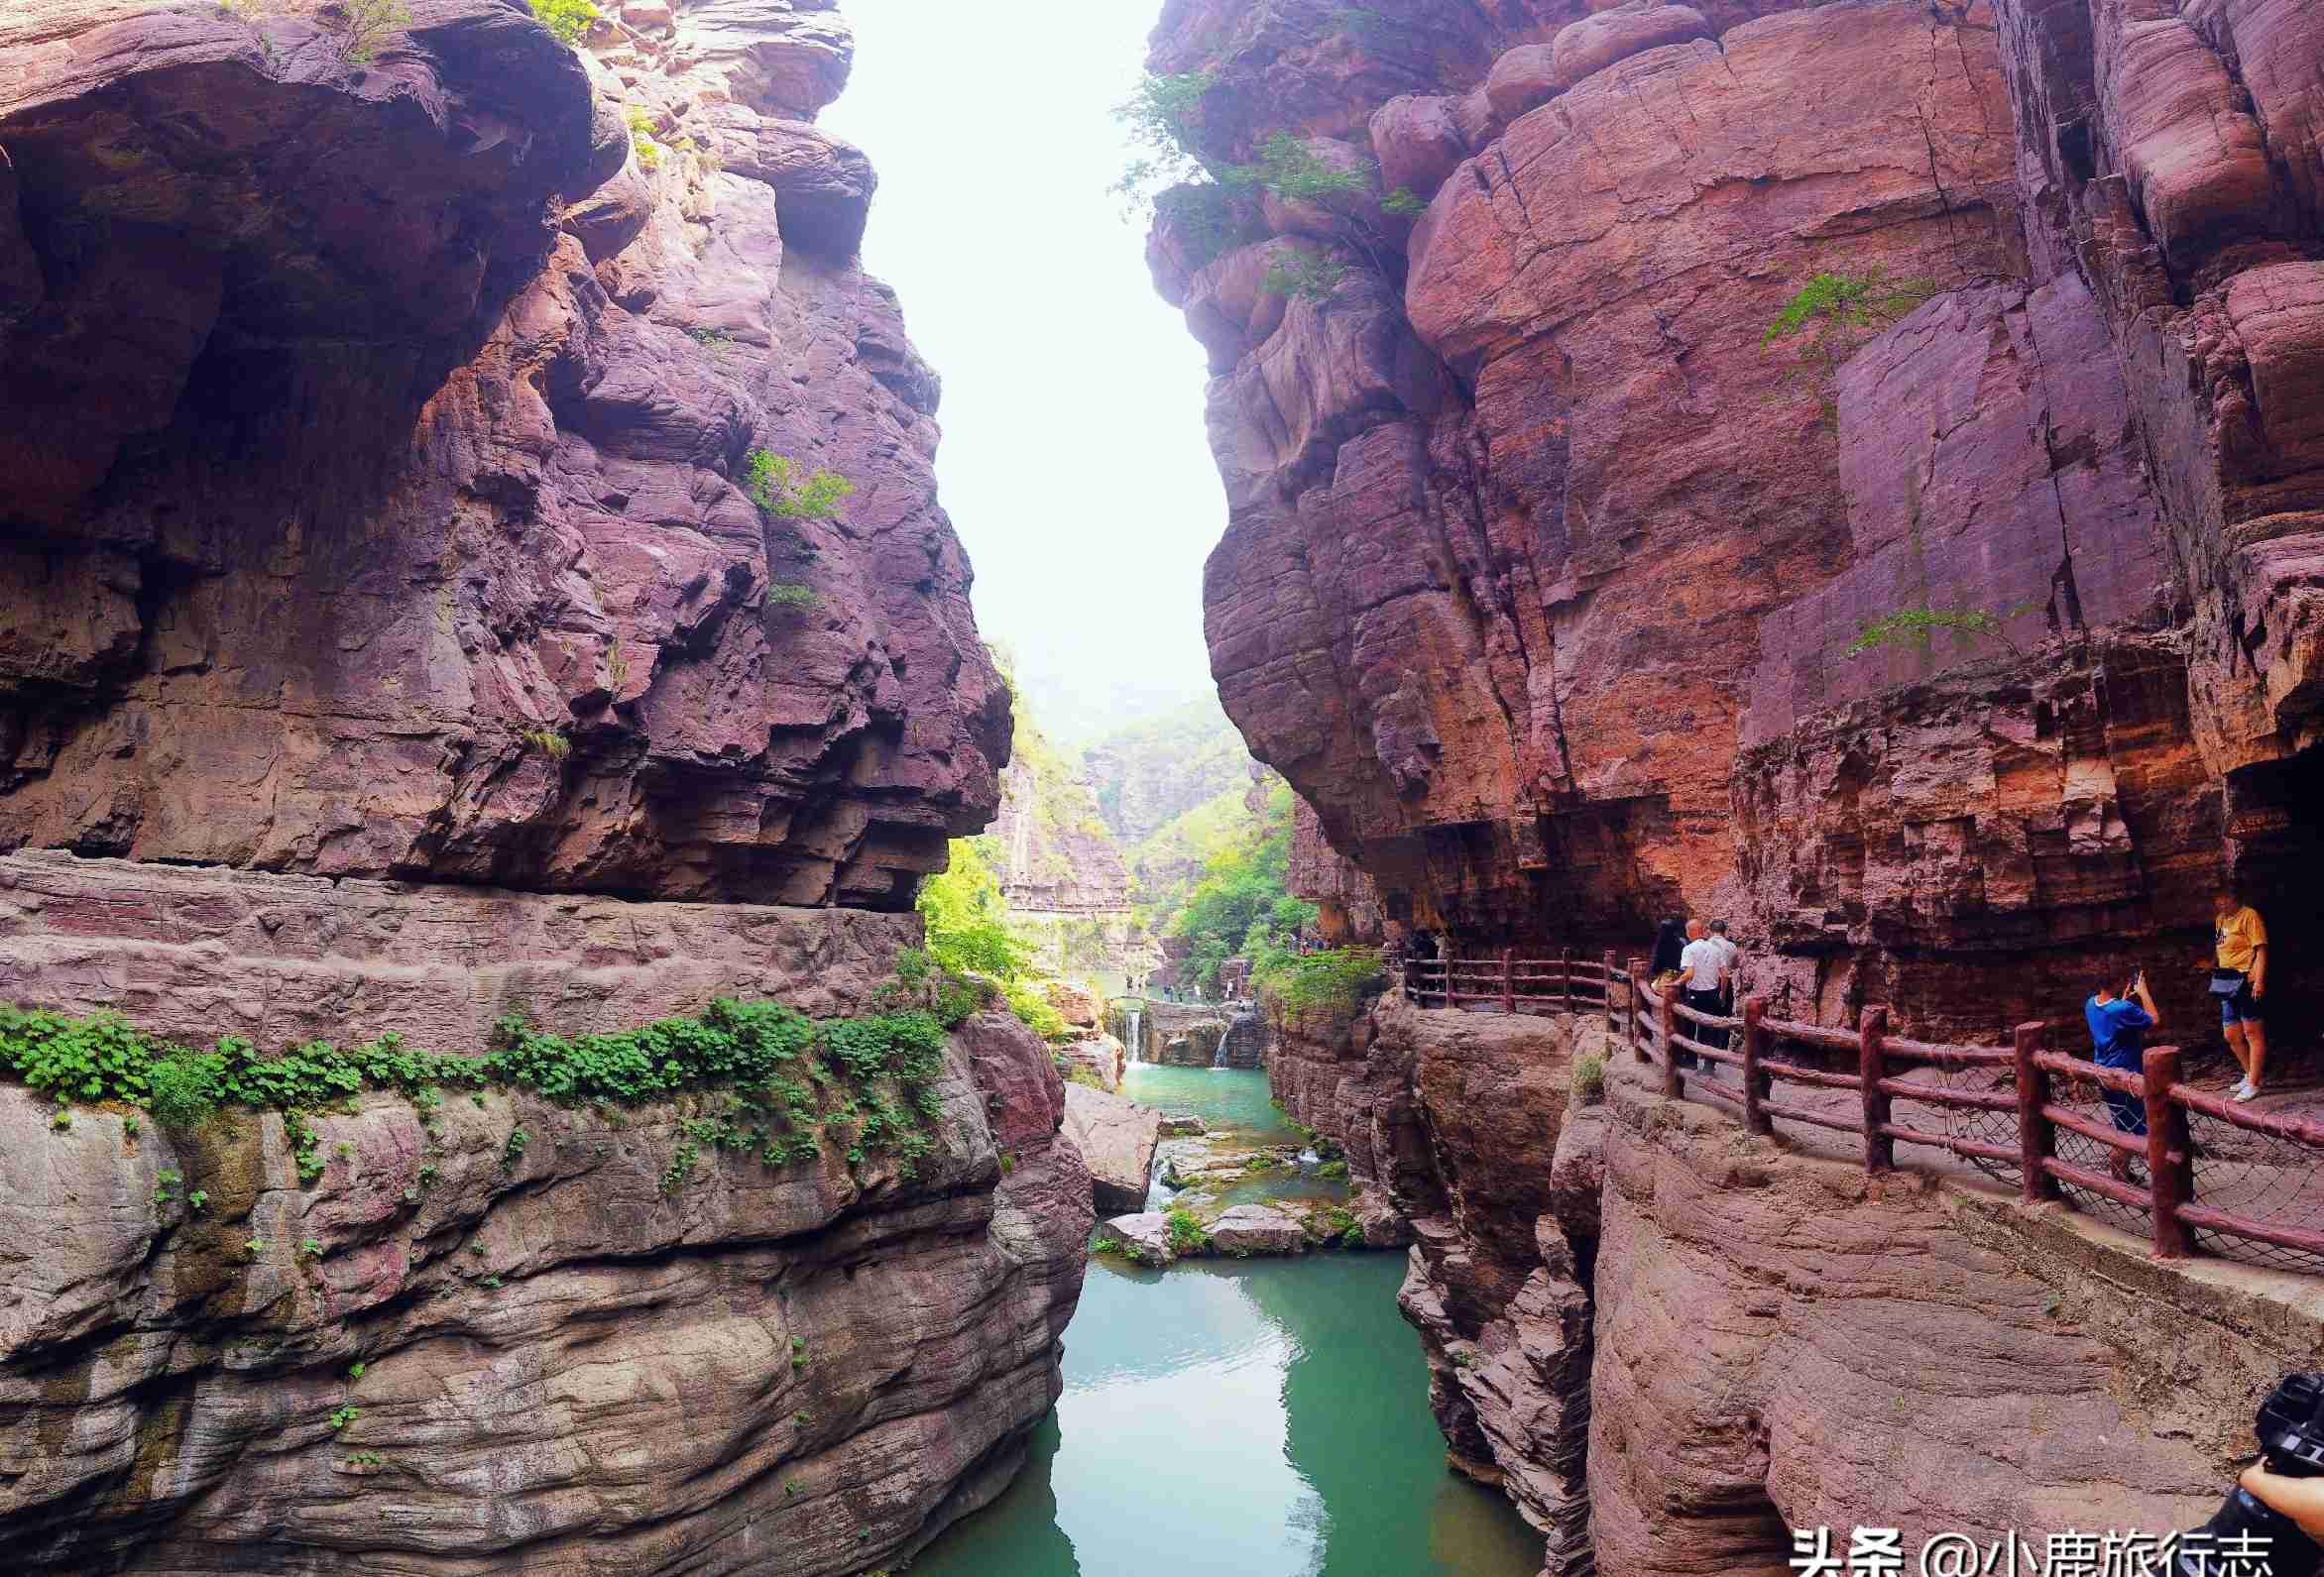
[1627,958,1648,1063]
[2143,1045,2193,1260]
[1602,949,1618,1033]
[1502,947,1515,1015]
[1859,1007,1892,1173]
[2013,1022,2058,1203]
[1741,995,1771,1136]
[1560,947,1572,1013]
[1661,977,1684,1097]
[1443,950,1455,1009]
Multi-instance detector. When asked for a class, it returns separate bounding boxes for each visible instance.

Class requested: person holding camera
[2085,967,2161,1184]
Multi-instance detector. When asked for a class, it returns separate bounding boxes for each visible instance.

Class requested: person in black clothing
[1649,918,1685,981]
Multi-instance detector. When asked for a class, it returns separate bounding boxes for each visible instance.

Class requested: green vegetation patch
[1255,947,1387,1028]
[2,993,962,1182]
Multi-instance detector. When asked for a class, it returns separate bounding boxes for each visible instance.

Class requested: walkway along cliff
[1146,0,2324,1572]
[0,1,1088,1572]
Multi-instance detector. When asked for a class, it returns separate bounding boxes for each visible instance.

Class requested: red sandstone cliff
[2,0,1008,910]
[0,2,1081,1571]
[1150,0,2324,1040]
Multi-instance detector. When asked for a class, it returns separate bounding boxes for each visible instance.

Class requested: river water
[910,1069,1544,1577]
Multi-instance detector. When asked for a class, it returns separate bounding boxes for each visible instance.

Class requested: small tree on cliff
[1763,267,1940,420]
[1845,603,2036,662]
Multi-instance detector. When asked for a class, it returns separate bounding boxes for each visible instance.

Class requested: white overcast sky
[821,0,1225,740]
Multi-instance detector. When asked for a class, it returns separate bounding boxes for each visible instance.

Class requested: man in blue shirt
[2085,969,2161,1183]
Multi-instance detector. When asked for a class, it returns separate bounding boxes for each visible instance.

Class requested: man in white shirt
[1676,921,1731,1066]
[1707,920,1741,1009]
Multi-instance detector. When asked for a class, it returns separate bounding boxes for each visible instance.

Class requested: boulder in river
[1208,1204,1310,1257]
[1157,1113,1208,1137]
[1104,1212,1177,1268]
[1062,1083,1162,1215]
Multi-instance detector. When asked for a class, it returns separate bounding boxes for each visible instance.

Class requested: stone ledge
[0,849,919,1051]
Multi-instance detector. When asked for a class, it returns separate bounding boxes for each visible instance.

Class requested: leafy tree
[1763,267,1940,418]
[1162,782,1317,992]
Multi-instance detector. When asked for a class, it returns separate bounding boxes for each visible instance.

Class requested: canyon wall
[0,0,1084,1570]
[1150,0,2324,1040]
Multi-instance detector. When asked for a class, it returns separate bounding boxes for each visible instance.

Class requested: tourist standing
[2085,968,2160,1183]
[1649,918,1685,991]
[1676,921,1730,1065]
[2207,884,2269,1101]
[1707,920,1742,1015]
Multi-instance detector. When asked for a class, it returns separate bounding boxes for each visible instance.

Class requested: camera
[2170,1373,2324,1576]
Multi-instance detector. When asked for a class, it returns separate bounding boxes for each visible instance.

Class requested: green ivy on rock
[0,994,964,1182]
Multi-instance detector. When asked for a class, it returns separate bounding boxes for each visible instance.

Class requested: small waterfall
[1212,1036,1226,1070]
[1126,1004,1143,1066]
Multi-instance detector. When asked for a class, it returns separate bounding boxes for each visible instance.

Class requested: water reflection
[910,1248,1542,1577]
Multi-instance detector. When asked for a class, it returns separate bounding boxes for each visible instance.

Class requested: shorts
[2220,977,2265,1026]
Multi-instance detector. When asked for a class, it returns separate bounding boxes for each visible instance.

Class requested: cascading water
[1125,1004,1142,1066]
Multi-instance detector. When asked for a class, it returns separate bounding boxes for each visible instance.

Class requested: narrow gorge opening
[6,0,2324,1572]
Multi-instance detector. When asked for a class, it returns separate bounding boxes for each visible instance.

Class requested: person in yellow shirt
[2207,883,2269,1101]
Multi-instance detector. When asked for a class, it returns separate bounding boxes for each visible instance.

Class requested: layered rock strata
[1,0,1009,911]
[0,1,1080,1570]
[1151,0,2324,1037]
[0,909,1093,1574]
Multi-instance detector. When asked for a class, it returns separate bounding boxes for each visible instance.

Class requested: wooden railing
[1398,949,1620,1033]
[1593,958,2324,1270]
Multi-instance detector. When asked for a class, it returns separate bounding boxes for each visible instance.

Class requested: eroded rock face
[0,0,1008,912]
[0,3,1079,1571]
[0,1004,1091,1575]
[1153,0,2324,1035]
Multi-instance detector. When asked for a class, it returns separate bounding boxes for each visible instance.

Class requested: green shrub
[528,0,596,46]
[1164,1204,1211,1255]
[1319,1158,1348,1180]
[1247,132,1368,204]
[1845,603,2035,662]
[1111,70,1219,214]
[1261,248,1346,303]
[743,451,855,520]
[1256,947,1387,1026]
[766,583,818,610]
[1092,1234,1124,1255]
[520,728,570,759]
[1572,1051,1606,1106]
[1381,186,1428,218]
